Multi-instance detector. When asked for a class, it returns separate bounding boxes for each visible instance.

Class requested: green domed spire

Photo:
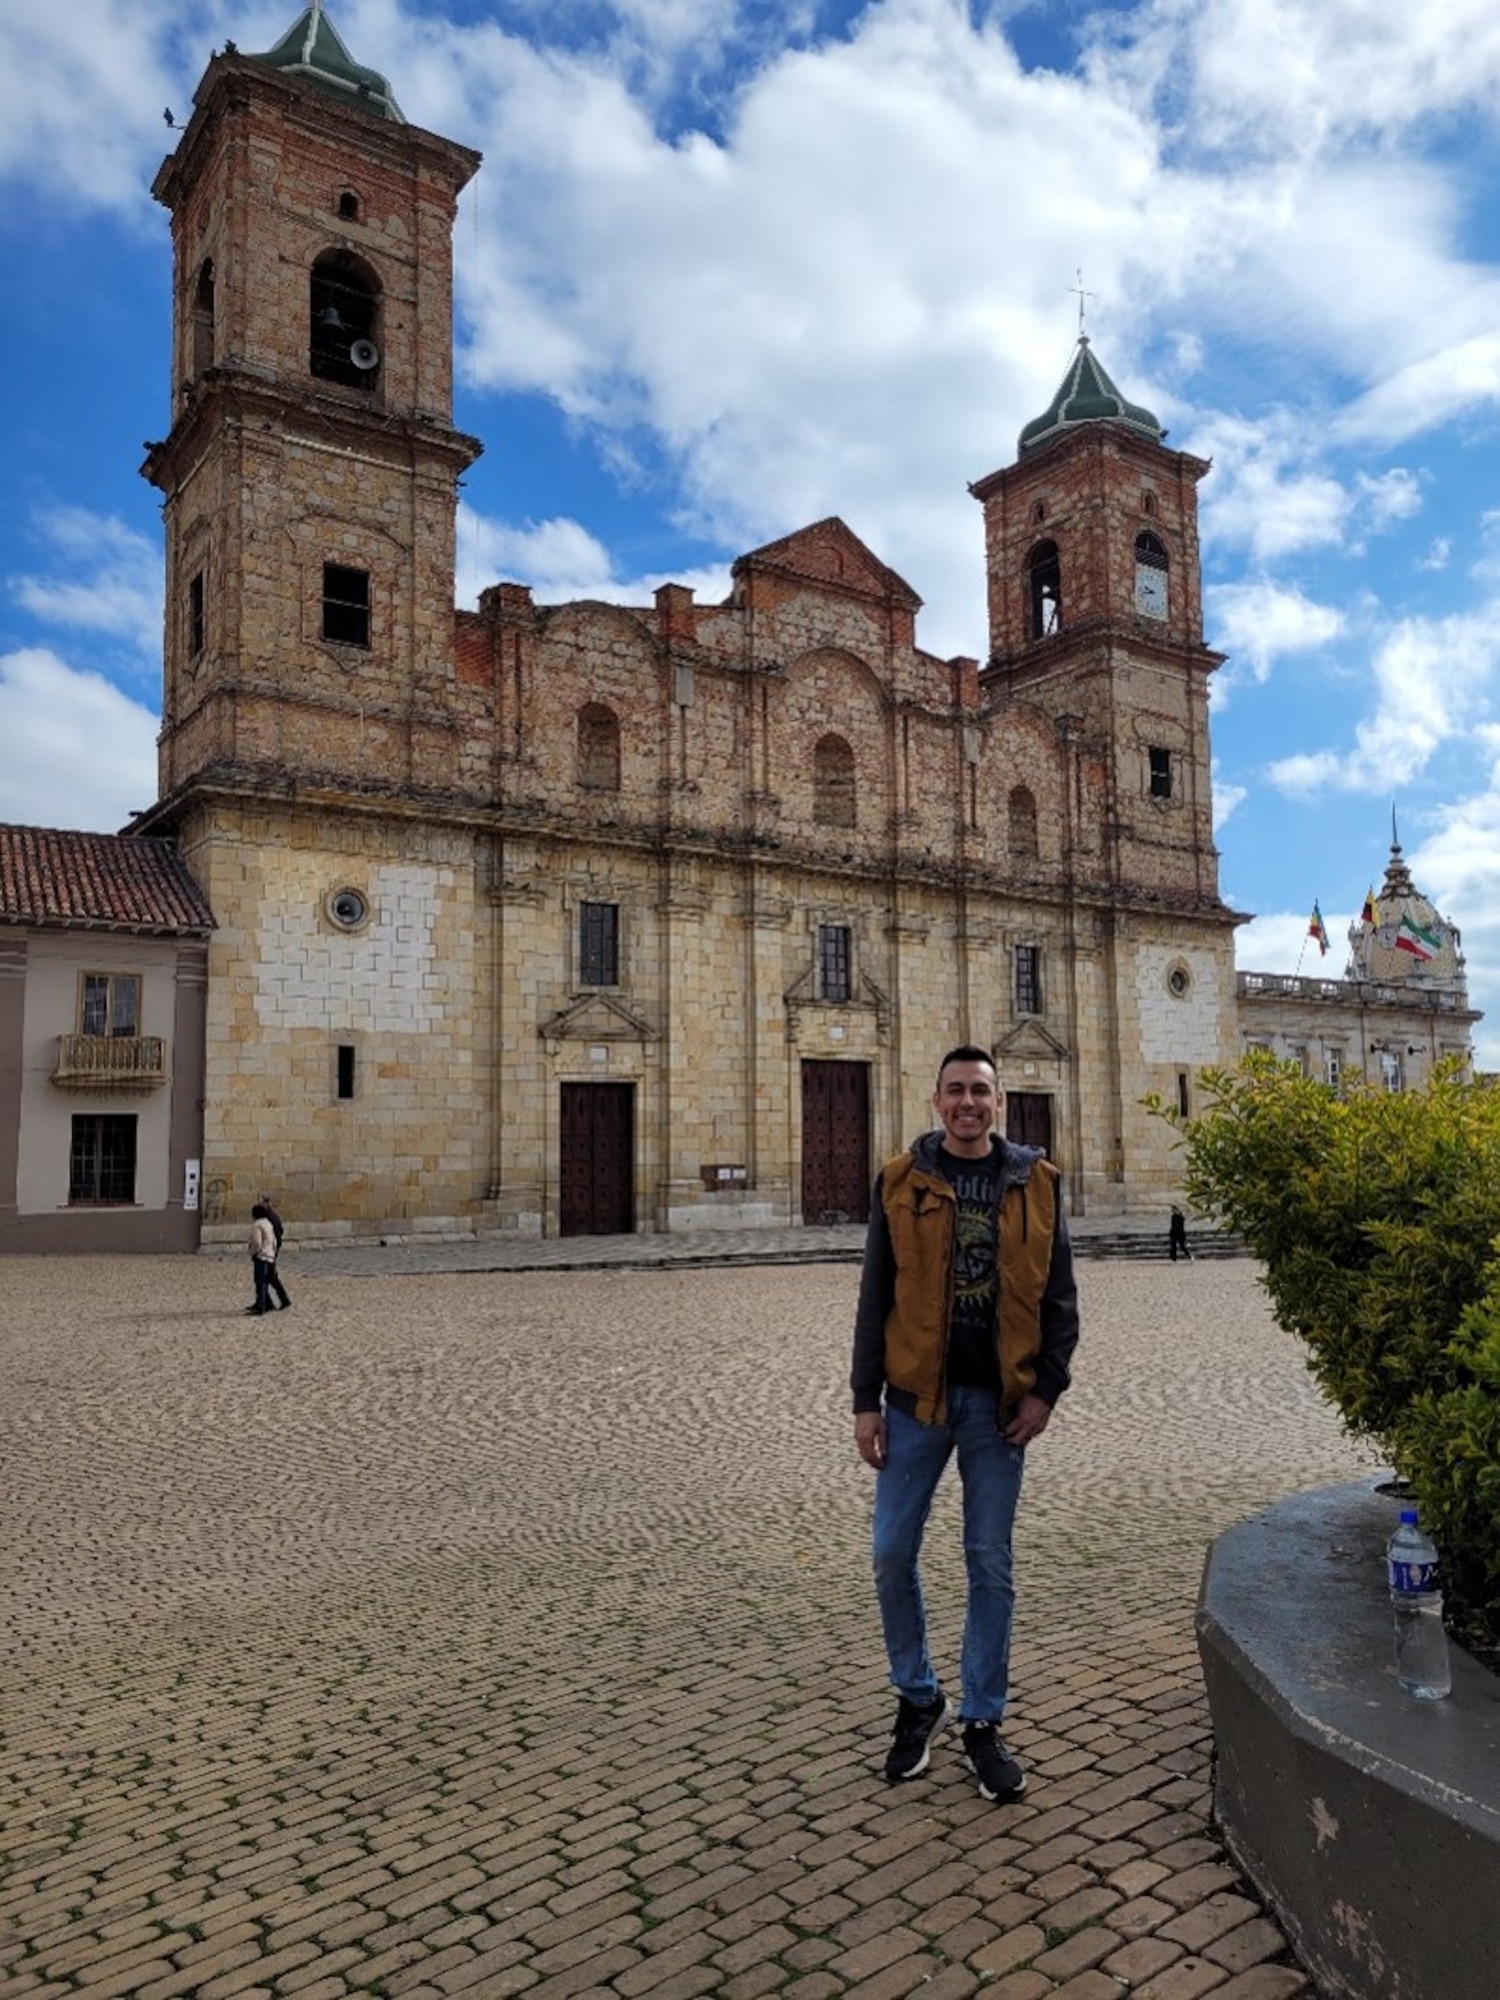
[1018,336,1164,457]
[249,3,405,122]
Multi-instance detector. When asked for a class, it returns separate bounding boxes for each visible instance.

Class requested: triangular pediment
[734,518,921,611]
[539,991,656,1042]
[994,1018,1072,1064]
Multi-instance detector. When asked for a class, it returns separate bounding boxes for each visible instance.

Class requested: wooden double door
[801,1060,871,1224]
[1006,1090,1053,1157]
[559,1082,635,1236]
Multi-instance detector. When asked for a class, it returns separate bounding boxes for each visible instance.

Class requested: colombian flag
[1309,902,1330,956]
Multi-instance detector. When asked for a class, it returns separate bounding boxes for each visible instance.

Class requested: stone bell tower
[134,7,494,1237]
[142,3,482,805]
[970,333,1224,910]
[970,335,1241,1191]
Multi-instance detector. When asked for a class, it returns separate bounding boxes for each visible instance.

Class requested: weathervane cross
[1068,268,1097,337]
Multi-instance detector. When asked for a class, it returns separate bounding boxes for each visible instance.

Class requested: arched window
[1008,784,1038,859]
[1026,540,1061,639]
[577,703,621,790]
[337,190,361,222]
[813,734,856,828]
[1134,530,1168,620]
[310,249,381,389]
[192,259,215,374]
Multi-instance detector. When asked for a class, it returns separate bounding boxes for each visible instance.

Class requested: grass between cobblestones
[1,1255,1371,1997]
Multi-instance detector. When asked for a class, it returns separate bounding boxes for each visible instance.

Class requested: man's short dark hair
[936,1044,997,1088]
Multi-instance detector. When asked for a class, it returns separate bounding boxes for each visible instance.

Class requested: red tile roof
[0,826,215,935]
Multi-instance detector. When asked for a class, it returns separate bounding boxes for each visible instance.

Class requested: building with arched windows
[26,2,1458,1249]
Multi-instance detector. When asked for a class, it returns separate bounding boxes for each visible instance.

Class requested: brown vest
[880,1147,1060,1423]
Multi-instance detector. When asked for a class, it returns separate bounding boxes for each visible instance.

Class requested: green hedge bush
[1156,1054,1500,1651]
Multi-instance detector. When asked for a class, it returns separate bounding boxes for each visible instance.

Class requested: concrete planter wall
[1197,1481,1500,2000]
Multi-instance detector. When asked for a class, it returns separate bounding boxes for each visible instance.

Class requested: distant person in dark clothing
[1168,1205,1192,1262]
[258,1191,292,1309]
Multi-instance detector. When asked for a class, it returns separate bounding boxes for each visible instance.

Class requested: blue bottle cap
[1399,1508,1418,1524]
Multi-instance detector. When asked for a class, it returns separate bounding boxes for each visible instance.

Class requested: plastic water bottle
[1386,1508,1451,1700]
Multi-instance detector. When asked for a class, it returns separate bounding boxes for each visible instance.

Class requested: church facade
[116,7,1473,1248]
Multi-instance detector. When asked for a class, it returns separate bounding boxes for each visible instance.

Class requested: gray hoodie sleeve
[1032,1196,1079,1406]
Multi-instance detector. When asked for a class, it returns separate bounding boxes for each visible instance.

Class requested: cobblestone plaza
[2,1251,1373,1998]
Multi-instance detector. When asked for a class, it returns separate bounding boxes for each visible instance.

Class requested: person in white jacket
[247,1203,277,1316]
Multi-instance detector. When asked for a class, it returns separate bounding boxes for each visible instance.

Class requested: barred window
[819,924,852,1003]
[580,902,620,986]
[69,1115,137,1205]
[1015,944,1042,1016]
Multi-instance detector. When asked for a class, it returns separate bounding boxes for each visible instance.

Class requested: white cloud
[0,650,159,832]
[1191,414,1350,565]
[1206,578,1343,686]
[1264,749,1341,799]
[0,1,265,214]
[1355,467,1423,531]
[1267,603,1500,796]
[1233,910,1343,976]
[1338,328,1500,447]
[1409,778,1500,1070]
[10,507,162,663]
[1128,0,1500,156]
[1211,761,1245,831]
[455,505,731,608]
[1418,538,1452,572]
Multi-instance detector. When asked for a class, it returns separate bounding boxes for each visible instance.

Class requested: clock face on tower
[1135,563,1168,619]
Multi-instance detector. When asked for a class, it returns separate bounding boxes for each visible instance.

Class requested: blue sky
[4,0,1500,1063]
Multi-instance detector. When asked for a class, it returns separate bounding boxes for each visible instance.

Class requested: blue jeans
[871,1388,1025,1723]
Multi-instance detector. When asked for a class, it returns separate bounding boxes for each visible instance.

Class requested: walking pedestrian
[258,1191,292,1309]
[247,1203,277,1316]
[850,1045,1079,1801]
[1169,1205,1192,1262]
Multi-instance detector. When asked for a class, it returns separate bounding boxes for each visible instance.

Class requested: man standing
[850,1046,1079,1801]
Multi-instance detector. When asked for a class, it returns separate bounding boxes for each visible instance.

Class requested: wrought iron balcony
[52,1034,167,1090]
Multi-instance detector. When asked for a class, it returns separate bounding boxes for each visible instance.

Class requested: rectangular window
[336,1045,356,1100]
[69,1114,137,1205]
[818,924,852,1003]
[1148,746,1173,799]
[1289,1044,1309,1076]
[1015,944,1042,1016]
[1380,1051,1403,1093]
[579,902,620,986]
[80,973,141,1038]
[1177,1070,1191,1118]
[1325,1049,1342,1092]
[189,570,205,657]
[323,563,371,647]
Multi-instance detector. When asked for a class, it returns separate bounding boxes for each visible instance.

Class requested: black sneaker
[884,1692,948,1782]
[962,1721,1026,1801]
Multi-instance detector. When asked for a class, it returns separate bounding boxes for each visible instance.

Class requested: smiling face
[932,1056,1001,1158]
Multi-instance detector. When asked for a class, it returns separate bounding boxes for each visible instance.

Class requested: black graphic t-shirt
[937,1147,1003,1391]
